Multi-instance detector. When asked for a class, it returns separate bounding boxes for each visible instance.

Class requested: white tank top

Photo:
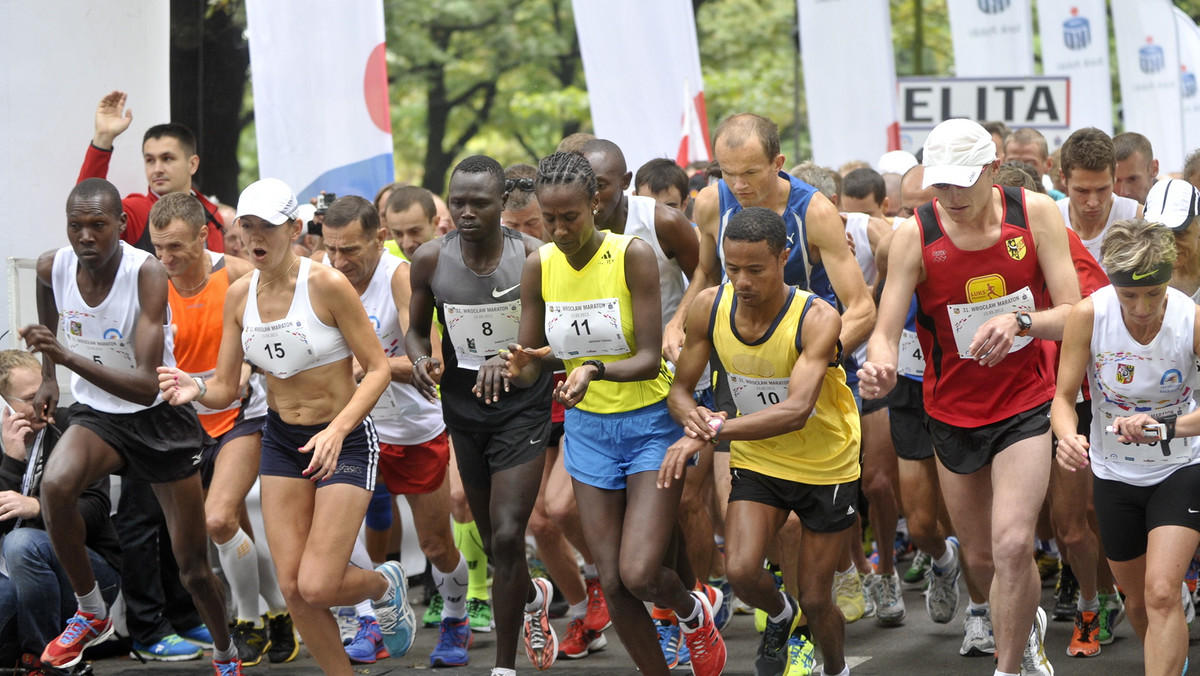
[1058,195,1139,267]
[623,195,687,329]
[843,212,877,367]
[1088,284,1200,486]
[242,256,351,379]
[359,252,445,444]
[51,242,173,414]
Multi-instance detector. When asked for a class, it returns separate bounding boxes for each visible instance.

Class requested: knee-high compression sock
[253,534,288,614]
[453,520,489,600]
[216,529,262,622]
[433,554,469,620]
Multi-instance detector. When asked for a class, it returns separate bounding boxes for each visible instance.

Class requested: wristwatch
[1014,311,1033,338]
[582,359,606,380]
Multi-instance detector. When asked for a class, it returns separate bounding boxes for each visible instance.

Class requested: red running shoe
[583,576,611,632]
[41,610,114,668]
[213,656,245,675]
[680,590,727,676]
[558,617,607,659]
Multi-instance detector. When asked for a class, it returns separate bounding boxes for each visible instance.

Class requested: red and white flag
[676,79,711,167]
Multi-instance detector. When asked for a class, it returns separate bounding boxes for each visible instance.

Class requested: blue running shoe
[711,578,734,632]
[130,634,203,662]
[344,616,389,665]
[179,624,213,649]
[656,619,684,669]
[372,561,417,658]
[430,616,471,667]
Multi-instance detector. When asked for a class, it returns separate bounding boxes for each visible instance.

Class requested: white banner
[798,0,899,167]
[1113,0,1184,174]
[573,0,709,173]
[0,0,170,345]
[1038,0,1112,138]
[947,0,1035,77]
[1174,7,1200,158]
[246,0,394,201]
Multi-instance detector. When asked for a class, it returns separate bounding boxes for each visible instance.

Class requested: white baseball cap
[1144,178,1200,232]
[235,178,300,225]
[877,150,919,175]
[922,119,998,189]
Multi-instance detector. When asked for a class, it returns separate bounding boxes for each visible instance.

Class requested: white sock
[968,600,989,615]
[350,534,373,569]
[995,671,1019,676]
[582,563,599,579]
[216,529,262,622]
[768,591,794,624]
[356,600,374,618]
[569,599,588,619]
[823,666,849,676]
[1079,594,1100,613]
[213,643,238,662]
[933,541,955,571]
[678,595,703,625]
[524,581,545,613]
[255,537,288,614]
[491,669,517,676]
[76,582,107,620]
[434,554,469,620]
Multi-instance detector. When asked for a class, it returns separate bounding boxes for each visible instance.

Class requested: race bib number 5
[65,334,136,370]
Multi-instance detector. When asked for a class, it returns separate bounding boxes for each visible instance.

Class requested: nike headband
[1108,261,1173,287]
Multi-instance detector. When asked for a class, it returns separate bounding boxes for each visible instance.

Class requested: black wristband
[1161,414,1177,441]
[582,359,605,380]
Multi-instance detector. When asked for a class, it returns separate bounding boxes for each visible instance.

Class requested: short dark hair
[149,192,206,232]
[505,163,537,180]
[994,161,1044,193]
[373,181,404,213]
[323,195,380,235]
[385,185,436,220]
[1113,132,1154,164]
[635,158,689,201]
[537,151,598,199]
[68,178,123,215]
[143,123,197,157]
[981,121,1011,141]
[842,168,887,205]
[713,113,780,160]
[1185,148,1200,186]
[1060,127,1115,179]
[724,206,786,256]
[1005,128,1050,160]
[451,155,506,193]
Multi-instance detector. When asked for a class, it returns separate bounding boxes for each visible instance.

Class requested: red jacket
[78,143,225,254]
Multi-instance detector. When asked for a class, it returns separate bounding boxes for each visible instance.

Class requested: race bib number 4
[443,301,521,370]
[545,298,629,358]
[897,329,924,378]
[946,286,1035,359]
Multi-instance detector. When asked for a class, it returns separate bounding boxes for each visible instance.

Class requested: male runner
[1112,132,1158,205]
[1057,128,1143,264]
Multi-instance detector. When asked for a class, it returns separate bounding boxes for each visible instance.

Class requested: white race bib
[728,373,789,416]
[545,298,630,358]
[946,286,1035,359]
[897,329,924,378]
[370,386,405,421]
[1096,404,1193,467]
[243,318,317,379]
[443,301,521,370]
[64,334,136,371]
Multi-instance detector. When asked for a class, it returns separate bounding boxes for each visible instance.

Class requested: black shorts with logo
[1094,463,1200,561]
[728,467,859,533]
[70,402,204,483]
[449,417,551,489]
[927,401,1051,475]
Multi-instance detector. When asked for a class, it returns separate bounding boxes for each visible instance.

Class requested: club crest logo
[1063,8,1090,50]
[1140,37,1165,74]
[1006,236,1027,261]
[1116,363,1135,385]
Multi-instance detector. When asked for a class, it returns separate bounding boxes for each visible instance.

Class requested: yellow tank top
[710,284,860,485]
[540,232,672,414]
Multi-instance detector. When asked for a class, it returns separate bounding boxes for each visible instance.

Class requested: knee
[38,474,82,515]
[905,507,939,543]
[725,555,763,593]
[420,532,456,570]
[296,573,339,609]
[797,582,835,618]
[544,491,576,526]
[205,508,240,543]
[618,559,662,601]
[2,529,52,569]
[527,507,558,541]
[1054,520,1094,554]
[1144,580,1182,616]
[861,471,893,506]
[489,518,525,565]
[991,528,1034,571]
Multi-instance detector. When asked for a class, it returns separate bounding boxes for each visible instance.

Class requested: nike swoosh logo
[1131,270,1155,281]
[492,283,520,298]
[530,438,543,445]
[1190,508,1199,514]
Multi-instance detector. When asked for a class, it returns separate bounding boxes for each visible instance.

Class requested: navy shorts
[563,400,682,490]
[260,409,378,490]
[199,415,266,487]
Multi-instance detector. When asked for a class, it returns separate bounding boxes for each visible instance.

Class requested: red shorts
[378,431,450,495]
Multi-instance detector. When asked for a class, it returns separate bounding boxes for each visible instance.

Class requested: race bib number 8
[545,298,629,358]
[443,301,521,370]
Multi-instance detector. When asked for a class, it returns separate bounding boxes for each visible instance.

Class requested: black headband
[1108,261,1173,287]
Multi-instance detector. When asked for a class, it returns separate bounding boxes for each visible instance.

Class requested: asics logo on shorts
[335,464,364,475]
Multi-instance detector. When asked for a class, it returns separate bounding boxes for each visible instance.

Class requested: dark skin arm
[23,254,168,412]
[404,240,444,402]
[666,185,721,361]
[659,296,844,488]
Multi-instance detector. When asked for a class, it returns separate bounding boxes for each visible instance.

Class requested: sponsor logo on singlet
[965,274,1007,303]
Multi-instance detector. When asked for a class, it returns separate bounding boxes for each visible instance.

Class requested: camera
[315,192,337,215]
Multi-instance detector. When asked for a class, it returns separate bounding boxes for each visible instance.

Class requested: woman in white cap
[157,178,414,675]
[1052,217,1200,676]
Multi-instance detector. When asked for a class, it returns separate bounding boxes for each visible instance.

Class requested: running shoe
[903,550,931,589]
[875,572,906,626]
[861,573,878,619]
[130,634,203,662]
[895,531,914,562]
[782,630,815,676]
[583,576,611,632]
[656,618,685,669]
[180,624,214,649]
[41,611,116,668]
[833,568,866,623]
[423,592,445,627]
[230,620,271,667]
[1053,566,1079,622]
[430,615,472,667]
[467,597,495,632]
[925,538,961,624]
[266,612,298,664]
[1035,550,1061,587]
[679,590,727,676]
[344,616,390,665]
[697,581,726,634]
[960,607,995,656]
[213,657,244,675]
[1067,610,1100,657]
[1097,590,1125,645]
[336,606,359,643]
[1020,606,1055,676]
[710,577,734,632]
[559,617,606,659]
[372,561,417,658]
[755,594,799,676]
[523,577,558,670]
[1185,581,1196,627]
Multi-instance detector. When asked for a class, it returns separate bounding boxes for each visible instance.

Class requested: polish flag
[676,81,712,167]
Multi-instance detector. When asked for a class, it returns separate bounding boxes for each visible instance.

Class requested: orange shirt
[169,257,238,437]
